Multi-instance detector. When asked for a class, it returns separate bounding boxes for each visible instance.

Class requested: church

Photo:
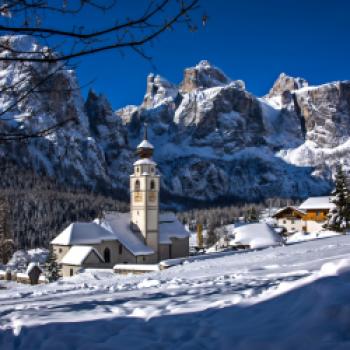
[51,128,190,277]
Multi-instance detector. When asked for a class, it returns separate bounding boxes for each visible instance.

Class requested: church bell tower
[130,124,160,261]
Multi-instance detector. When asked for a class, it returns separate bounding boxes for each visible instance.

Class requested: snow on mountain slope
[1,235,350,349]
[1,35,349,204]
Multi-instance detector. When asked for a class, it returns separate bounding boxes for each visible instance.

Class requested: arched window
[104,247,111,263]
[135,180,140,191]
[150,180,155,190]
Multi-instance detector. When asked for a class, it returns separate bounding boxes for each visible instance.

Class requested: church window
[150,180,155,190]
[104,247,111,263]
[119,244,123,255]
[135,180,140,191]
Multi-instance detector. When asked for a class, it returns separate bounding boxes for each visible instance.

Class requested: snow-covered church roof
[51,212,189,256]
[99,212,154,256]
[137,139,154,149]
[60,246,104,266]
[159,212,190,244]
[299,196,335,210]
[51,222,116,245]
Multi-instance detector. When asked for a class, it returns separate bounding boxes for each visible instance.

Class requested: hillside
[1,235,350,349]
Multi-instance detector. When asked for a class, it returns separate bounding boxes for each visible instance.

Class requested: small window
[142,256,146,262]
[135,180,140,191]
[291,220,295,224]
[70,269,73,277]
[59,248,62,253]
[119,244,123,255]
[150,180,155,190]
[151,167,154,173]
[283,220,287,224]
[104,247,111,263]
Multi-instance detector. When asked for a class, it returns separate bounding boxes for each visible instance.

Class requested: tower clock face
[149,192,156,202]
[134,192,143,202]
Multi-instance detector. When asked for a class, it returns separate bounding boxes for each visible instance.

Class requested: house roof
[100,212,154,256]
[159,212,190,244]
[299,196,335,210]
[273,206,306,218]
[60,246,104,266]
[51,222,116,245]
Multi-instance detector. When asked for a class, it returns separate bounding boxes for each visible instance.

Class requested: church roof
[51,222,116,245]
[60,246,104,266]
[137,139,154,149]
[100,212,154,256]
[133,158,156,166]
[159,212,190,244]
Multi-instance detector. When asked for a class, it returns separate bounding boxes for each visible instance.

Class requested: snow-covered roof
[273,206,306,217]
[133,158,156,166]
[100,212,154,256]
[159,212,190,244]
[51,222,117,245]
[137,139,154,149]
[60,246,104,266]
[26,262,42,274]
[230,223,282,249]
[299,196,335,210]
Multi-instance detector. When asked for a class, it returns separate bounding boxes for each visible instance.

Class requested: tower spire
[136,122,154,158]
[144,122,148,141]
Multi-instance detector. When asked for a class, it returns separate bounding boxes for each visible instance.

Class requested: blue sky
[69,0,349,109]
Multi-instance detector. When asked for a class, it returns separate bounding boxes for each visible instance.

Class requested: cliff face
[2,36,350,205]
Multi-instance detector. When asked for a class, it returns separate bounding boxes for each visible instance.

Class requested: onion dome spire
[136,123,154,158]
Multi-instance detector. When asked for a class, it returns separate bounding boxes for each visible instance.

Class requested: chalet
[298,196,335,233]
[273,206,307,234]
[273,196,335,234]
[51,127,190,277]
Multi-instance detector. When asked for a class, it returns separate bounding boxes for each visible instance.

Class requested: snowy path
[1,236,350,349]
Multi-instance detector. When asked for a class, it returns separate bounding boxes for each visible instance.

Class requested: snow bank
[230,223,283,249]
[287,230,340,244]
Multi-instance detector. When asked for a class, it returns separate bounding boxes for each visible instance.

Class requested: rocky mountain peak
[142,73,178,109]
[267,73,308,98]
[180,60,231,93]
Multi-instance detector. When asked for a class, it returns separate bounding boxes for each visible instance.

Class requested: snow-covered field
[2,235,350,349]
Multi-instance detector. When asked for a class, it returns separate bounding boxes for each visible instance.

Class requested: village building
[51,128,190,277]
[273,206,307,233]
[273,196,335,234]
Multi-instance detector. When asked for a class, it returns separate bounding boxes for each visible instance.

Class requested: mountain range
[1,35,350,207]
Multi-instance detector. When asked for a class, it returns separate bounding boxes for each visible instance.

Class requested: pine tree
[0,197,14,264]
[326,165,350,232]
[46,247,60,282]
